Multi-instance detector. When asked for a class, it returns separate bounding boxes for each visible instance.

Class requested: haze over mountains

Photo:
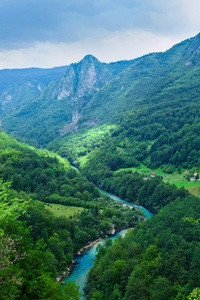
[0,66,68,115]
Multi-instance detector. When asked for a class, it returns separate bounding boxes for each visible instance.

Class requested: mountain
[79,33,200,126]
[0,65,68,91]
[2,33,200,156]
[1,55,135,145]
[48,55,113,135]
[3,34,200,148]
[0,80,46,115]
[45,33,200,183]
[0,65,68,115]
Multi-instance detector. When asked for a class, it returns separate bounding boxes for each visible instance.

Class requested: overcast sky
[0,0,200,69]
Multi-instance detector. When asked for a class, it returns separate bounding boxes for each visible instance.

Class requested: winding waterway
[63,184,154,299]
[99,189,154,219]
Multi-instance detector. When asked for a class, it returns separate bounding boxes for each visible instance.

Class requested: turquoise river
[63,187,154,299]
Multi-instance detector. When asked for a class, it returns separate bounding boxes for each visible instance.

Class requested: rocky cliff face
[0,80,46,115]
[48,55,113,134]
[0,66,68,116]
[53,55,112,101]
[1,55,115,144]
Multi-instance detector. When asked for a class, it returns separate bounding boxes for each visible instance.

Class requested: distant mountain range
[0,65,68,115]
[0,55,135,145]
[1,33,200,147]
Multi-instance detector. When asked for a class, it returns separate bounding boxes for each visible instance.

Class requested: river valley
[63,186,154,299]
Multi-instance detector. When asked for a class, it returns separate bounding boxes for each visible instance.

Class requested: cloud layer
[0,0,200,68]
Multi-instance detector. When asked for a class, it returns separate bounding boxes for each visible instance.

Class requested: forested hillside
[47,34,200,194]
[85,193,200,299]
[0,131,145,299]
[52,102,200,171]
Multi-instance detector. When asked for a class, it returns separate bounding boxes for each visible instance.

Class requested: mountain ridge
[1,32,200,147]
[1,54,136,145]
[79,33,200,126]
[0,65,68,116]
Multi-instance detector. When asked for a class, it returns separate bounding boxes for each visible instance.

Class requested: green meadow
[45,203,85,218]
[117,164,200,197]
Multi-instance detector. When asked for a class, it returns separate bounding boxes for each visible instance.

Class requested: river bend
[63,187,154,299]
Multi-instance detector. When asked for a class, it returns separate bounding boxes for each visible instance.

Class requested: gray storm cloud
[0,0,190,50]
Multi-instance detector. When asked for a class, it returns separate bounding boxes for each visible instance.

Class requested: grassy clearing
[164,177,200,189]
[117,163,151,174]
[188,185,200,197]
[45,203,84,218]
[117,163,200,197]
[117,164,174,178]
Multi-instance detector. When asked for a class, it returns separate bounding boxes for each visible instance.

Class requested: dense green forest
[0,180,66,300]
[1,130,197,299]
[0,131,145,299]
[47,100,200,211]
[44,35,200,182]
[48,91,200,174]
[84,193,200,299]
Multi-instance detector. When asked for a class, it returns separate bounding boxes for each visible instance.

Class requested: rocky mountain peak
[52,55,112,101]
[81,54,100,63]
[46,55,113,134]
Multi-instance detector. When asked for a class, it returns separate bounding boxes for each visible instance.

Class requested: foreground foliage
[0,132,146,299]
[0,180,66,299]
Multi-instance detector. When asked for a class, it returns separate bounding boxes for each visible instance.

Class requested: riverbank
[56,227,131,283]
[62,228,133,299]
[56,264,75,283]
[56,237,104,283]
[56,192,153,283]
[77,238,103,254]
[99,188,155,218]
[71,165,155,214]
